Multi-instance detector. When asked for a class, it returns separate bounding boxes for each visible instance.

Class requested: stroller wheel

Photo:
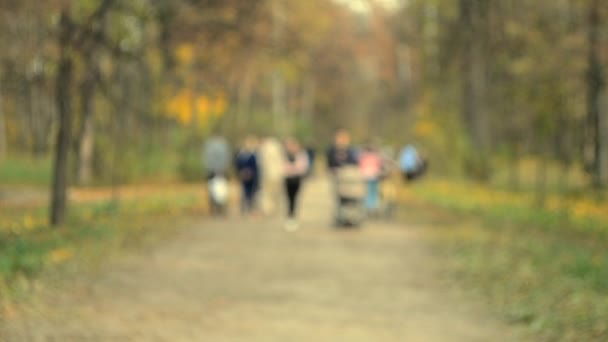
[383,203,395,220]
[334,218,361,229]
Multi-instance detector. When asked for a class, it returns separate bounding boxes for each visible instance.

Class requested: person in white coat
[258,136,285,217]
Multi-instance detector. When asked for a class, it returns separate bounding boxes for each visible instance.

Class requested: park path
[2,177,517,341]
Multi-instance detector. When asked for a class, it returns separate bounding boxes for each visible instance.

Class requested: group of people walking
[203,133,311,231]
[202,128,427,230]
[326,128,426,220]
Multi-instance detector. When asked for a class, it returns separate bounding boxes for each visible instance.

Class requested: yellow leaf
[214,94,228,116]
[414,120,437,138]
[196,96,210,116]
[176,43,195,65]
[48,248,74,265]
[23,215,35,231]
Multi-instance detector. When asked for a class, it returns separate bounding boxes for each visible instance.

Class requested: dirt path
[2,177,517,341]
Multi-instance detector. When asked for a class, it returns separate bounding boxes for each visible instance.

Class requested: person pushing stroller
[203,130,231,215]
[326,129,363,227]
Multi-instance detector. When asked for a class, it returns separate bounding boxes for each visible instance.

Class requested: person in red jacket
[359,142,383,213]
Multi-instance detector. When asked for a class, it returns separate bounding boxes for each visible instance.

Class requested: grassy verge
[0,157,51,186]
[0,186,205,307]
[401,180,608,341]
[0,144,179,188]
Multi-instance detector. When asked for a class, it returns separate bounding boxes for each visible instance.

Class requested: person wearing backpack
[398,144,428,181]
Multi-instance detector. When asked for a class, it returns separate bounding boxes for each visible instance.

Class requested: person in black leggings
[283,138,309,231]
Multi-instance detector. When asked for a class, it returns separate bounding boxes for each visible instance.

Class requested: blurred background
[1,1,607,202]
[1,0,607,193]
[1,0,608,340]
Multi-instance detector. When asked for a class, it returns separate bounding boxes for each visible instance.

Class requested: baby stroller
[334,165,367,227]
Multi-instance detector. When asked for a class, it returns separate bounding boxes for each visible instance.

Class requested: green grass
[0,142,182,188]
[404,181,608,341]
[0,157,51,186]
[0,190,201,302]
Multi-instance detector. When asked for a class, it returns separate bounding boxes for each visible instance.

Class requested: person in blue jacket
[398,144,427,181]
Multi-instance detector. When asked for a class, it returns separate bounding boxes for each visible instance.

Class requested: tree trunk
[157,1,176,72]
[28,80,50,156]
[272,71,286,135]
[508,139,520,191]
[77,58,97,186]
[535,153,548,208]
[559,163,572,224]
[460,0,490,180]
[234,70,253,134]
[0,81,6,160]
[271,0,286,136]
[586,0,604,188]
[460,0,486,150]
[302,77,316,122]
[15,85,30,152]
[602,92,608,183]
[75,0,112,186]
[286,83,298,135]
[50,11,74,226]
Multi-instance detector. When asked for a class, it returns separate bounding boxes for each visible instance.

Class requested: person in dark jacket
[326,128,357,172]
[305,144,316,177]
[235,137,259,215]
